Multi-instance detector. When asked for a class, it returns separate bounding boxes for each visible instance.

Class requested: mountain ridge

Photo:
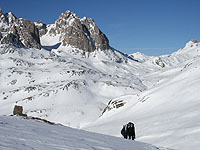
[0,9,110,52]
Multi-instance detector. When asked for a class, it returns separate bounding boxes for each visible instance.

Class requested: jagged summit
[0,9,41,49]
[0,9,110,52]
[184,40,199,48]
[45,10,110,52]
[190,40,198,43]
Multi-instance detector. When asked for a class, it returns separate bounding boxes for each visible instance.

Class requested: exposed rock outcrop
[13,105,27,116]
[48,10,110,52]
[184,40,199,49]
[190,40,198,43]
[102,99,126,115]
[0,33,24,47]
[151,57,165,68]
[81,17,110,51]
[0,9,41,49]
[0,8,8,26]
[34,20,47,37]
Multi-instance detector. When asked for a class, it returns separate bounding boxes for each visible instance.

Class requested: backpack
[121,125,126,135]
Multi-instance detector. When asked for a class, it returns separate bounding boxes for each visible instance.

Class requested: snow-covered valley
[0,44,147,128]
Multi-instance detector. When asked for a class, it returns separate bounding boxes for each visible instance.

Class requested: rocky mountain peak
[56,10,79,27]
[34,20,47,37]
[0,9,41,49]
[49,10,80,36]
[80,17,110,51]
[5,12,17,25]
[0,8,3,18]
[61,10,79,20]
[184,40,199,48]
[47,10,110,52]
[0,9,8,26]
[190,40,198,43]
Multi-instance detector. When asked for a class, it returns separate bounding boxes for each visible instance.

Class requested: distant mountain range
[0,8,109,51]
[0,9,200,150]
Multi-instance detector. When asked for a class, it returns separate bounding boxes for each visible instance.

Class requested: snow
[68,17,75,26]
[1,30,200,150]
[84,41,200,150]
[0,45,144,129]
[129,52,151,62]
[0,22,8,29]
[80,16,87,22]
[0,116,170,150]
[40,34,60,46]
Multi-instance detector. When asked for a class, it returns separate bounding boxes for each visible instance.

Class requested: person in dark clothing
[121,122,135,140]
[121,125,128,139]
[127,122,135,140]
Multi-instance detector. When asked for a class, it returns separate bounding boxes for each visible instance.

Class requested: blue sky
[1,0,200,56]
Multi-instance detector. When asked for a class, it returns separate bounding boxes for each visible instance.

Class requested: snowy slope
[84,41,200,150]
[0,116,171,150]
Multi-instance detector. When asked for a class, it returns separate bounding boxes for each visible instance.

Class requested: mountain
[0,9,200,150]
[0,9,146,128]
[37,10,110,52]
[0,116,172,150]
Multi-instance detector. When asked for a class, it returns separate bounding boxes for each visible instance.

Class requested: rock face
[190,40,198,43]
[102,99,126,115]
[13,105,23,116]
[0,9,41,49]
[81,17,110,51]
[34,20,47,37]
[13,105,27,116]
[48,10,110,52]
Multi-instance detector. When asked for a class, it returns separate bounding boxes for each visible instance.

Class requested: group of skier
[121,122,135,140]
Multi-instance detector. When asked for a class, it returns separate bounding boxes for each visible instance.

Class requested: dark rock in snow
[102,99,126,115]
[190,40,198,43]
[0,33,24,47]
[13,18,41,49]
[13,105,24,116]
[0,32,2,40]
[34,20,47,37]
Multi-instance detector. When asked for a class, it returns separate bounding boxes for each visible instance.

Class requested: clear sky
[1,0,199,56]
